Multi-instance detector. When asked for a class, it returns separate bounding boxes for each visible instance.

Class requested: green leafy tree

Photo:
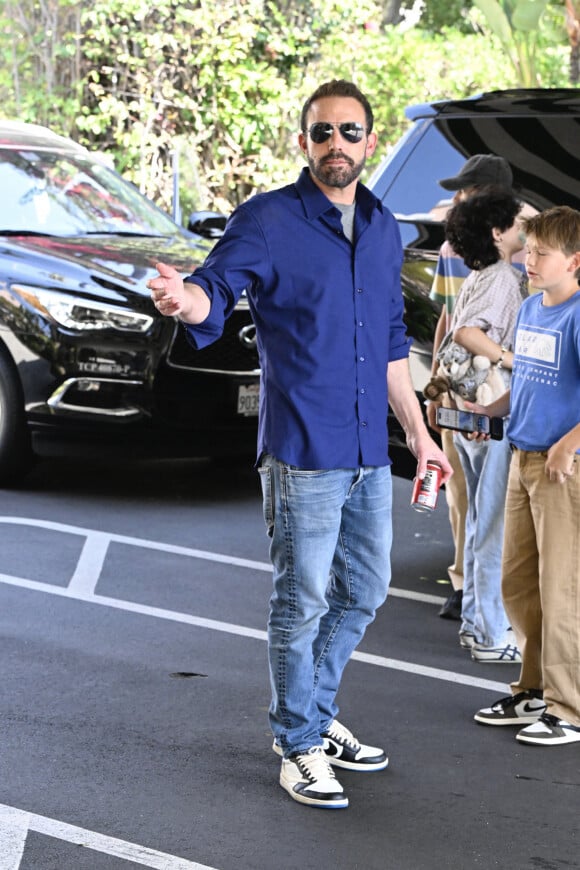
[471,0,568,85]
[410,0,477,33]
[0,0,83,130]
[0,0,574,218]
[565,0,580,81]
[77,0,380,214]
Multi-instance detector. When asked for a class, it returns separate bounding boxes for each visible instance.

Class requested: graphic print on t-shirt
[515,325,560,368]
[514,324,561,388]
[508,294,580,451]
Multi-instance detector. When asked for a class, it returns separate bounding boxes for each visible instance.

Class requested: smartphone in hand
[436,406,504,440]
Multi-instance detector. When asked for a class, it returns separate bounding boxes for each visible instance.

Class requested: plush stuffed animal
[470,355,506,405]
[423,339,507,409]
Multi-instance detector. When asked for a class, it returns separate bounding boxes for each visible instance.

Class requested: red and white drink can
[410,461,442,512]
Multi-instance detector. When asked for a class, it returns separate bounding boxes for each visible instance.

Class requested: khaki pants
[441,425,467,591]
[502,449,580,726]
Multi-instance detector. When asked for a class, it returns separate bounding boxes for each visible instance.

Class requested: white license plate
[237,383,259,416]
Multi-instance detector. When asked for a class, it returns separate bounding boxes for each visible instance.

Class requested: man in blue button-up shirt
[149,80,451,810]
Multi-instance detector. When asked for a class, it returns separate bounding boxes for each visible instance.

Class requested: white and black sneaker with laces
[273,720,388,772]
[279,746,348,809]
[321,720,389,771]
[474,690,546,726]
[516,712,580,745]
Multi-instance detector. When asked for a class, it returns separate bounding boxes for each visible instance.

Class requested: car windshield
[0,147,180,236]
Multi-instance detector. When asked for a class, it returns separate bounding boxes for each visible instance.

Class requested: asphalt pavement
[0,456,578,870]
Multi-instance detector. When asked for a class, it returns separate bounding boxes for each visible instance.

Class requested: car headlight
[13,286,154,333]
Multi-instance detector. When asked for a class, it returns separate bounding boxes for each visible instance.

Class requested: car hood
[0,232,213,304]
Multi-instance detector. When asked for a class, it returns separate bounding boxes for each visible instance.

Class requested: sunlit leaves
[0,0,573,216]
[472,0,565,85]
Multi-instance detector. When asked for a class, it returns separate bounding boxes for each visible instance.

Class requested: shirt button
[357,288,363,293]
[361,421,368,427]
[358,321,364,327]
[359,356,365,362]
[360,388,366,395]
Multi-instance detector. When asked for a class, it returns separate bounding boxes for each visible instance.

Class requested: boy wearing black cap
[426,154,516,626]
[438,154,515,192]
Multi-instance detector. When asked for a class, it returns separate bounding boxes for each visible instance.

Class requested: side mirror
[187,210,227,239]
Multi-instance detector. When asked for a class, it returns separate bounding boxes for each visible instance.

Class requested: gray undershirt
[335,202,356,243]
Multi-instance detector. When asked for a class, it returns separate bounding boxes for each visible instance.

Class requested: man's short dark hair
[300,80,374,135]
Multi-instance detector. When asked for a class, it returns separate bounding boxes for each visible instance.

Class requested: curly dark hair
[445,190,522,270]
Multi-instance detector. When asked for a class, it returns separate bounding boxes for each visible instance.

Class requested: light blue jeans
[453,434,512,646]
[258,455,393,757]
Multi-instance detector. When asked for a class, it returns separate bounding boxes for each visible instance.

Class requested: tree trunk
[565,0,580,84]
[381,0,404,27]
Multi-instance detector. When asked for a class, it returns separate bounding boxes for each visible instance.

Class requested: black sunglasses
[307,122,365,144]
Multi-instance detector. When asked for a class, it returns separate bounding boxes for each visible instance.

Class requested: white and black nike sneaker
[516,712,580,745]
[474,690,546,726]
[279,746,348,809]
[322,720,388,771]
[273,720,388,771]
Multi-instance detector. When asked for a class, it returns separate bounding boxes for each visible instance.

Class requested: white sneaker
[516,712,580,745]
[459,630,476,649]
[273,720,388,771]
[279,746,348,809]
[474,691,546,725]
[471,630,521,663]
[322,720,388,771]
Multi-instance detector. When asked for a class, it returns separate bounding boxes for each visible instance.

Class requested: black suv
[0,122,260,485]
[368,88,580,477]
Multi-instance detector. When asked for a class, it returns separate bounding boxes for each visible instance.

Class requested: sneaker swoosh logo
[522,702,544,713]
[324,741,343,758]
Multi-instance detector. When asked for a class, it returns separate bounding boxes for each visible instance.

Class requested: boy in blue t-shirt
[466,205,580,745]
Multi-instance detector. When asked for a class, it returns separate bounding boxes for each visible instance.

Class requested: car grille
[166,308,260,374]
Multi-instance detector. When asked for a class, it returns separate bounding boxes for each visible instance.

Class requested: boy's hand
[461,400,490,442]
[545,440,576,484]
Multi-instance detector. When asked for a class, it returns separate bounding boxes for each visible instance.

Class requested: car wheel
[0,350,34,486]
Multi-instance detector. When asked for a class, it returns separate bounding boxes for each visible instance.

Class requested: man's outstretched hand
[147,262,209,323]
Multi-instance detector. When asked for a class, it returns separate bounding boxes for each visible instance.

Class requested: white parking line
[0,516,508,695]
[0,515,445,605]
[68,530,112,595]
[0,805,28,869]
[0,569,507,692]
[0,803,217,869]
[0,516,509,865]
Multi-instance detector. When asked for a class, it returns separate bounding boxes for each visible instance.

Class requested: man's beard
[308,150,365,189]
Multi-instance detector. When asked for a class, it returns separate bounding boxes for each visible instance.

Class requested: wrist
[496,345,509,369]
[557,434,579,456]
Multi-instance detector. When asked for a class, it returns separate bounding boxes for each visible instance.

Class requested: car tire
[0,349,34,486]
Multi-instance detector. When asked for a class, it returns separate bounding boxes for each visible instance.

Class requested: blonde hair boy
[471,204,580,744]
